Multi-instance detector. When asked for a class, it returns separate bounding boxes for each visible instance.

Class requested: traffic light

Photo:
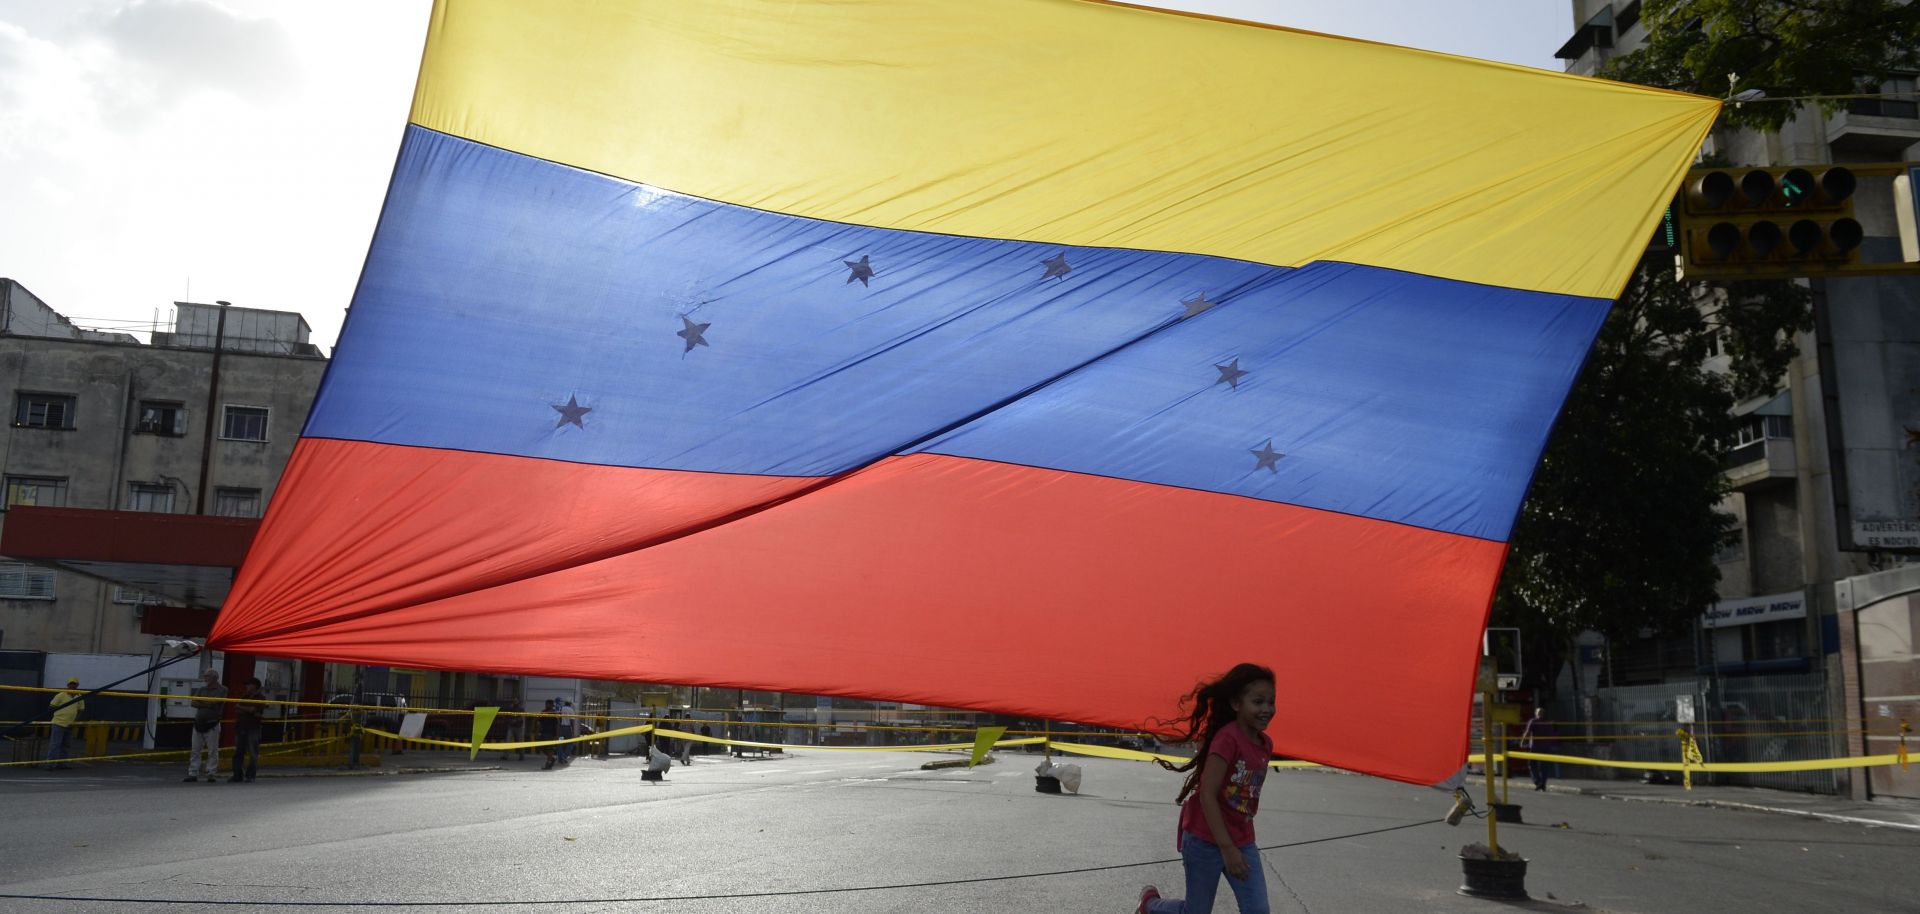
[1645,202,1679,257]
[1676,165,1863,280]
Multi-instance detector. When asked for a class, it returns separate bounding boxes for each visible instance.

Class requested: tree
[1600,0,1920,131]
[1493,263,1808,691]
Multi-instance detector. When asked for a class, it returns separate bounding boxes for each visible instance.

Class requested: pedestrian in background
[1520,707,1555,791]
[500,700,526,761]
[185,669,227,783]
[539,699,559,770]
[229,677,264,783]
[1136,662,1277,914]
[555,697,576,767]
[43,677,85,770]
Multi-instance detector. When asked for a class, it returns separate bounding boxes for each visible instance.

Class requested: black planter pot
[1458,853,1528,899]
[1491,802,1524,824]
[1035,775,1062,794]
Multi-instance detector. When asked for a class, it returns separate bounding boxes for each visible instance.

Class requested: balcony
[1724,435,1796,490]
[1826,84,1920,155]
[1723,408,1795,490]
[1825,110,1920,156]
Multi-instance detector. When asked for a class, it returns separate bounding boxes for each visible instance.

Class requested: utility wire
[1732,90,1920,102]
[0,819,1438,908]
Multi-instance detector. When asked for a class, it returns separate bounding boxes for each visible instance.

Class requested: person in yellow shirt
[44,678,85,770]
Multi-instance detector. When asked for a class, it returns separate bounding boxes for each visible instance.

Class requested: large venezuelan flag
[210,0,1718,783]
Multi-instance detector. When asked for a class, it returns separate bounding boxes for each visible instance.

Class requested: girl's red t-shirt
[1177,723,1272,848]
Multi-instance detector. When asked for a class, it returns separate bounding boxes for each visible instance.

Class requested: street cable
[0,819,1439,907]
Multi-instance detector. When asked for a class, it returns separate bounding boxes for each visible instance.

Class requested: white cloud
[99,0,301,104]
[0,19,108,161]
[0,1,429,348]
[28,175,73,207]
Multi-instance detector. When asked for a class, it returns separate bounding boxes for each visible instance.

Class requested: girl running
[1138,662,1276,914]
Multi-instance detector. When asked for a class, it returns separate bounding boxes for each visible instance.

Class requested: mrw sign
[1702,591,1807,629]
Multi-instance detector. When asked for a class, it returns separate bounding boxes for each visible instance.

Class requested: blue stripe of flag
[309,126,1606,540]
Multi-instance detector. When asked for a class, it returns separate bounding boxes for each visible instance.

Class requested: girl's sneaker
[1136,885,1160,913]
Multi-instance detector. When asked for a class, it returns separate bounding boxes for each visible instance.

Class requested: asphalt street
[2,749,1917,913]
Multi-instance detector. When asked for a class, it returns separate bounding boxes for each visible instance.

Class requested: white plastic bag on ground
[1034,758,1082,793]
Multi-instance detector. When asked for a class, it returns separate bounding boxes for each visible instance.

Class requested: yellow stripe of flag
[410,0,1717,299]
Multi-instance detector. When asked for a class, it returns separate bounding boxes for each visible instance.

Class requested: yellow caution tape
[1044,740,1190,765]
[0,685,1143,737]
[15,680,1904,776]
[1677,729,1704,790]
[650,726,1046,754]
[359,722,656,751]
[0,734,344,768]
[14,720,1906,777]
[1046,740,1322,768]
[354,722,1052,756]
[1507,749,1908,773]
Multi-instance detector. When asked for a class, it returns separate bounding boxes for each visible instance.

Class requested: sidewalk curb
[1464,776,1920,833]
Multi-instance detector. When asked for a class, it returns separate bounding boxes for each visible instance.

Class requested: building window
[1713,530,1745,565]
[1850,75,1918,119]
[1554,7,1614,61]
[4,475,67,508]
[126,482,176,513]
[1615,0,1641,34]
[111,586,167,605]
[13,393,76,430]
[1745,618,1807,662]
[0,561,55,600]
[136,401,186,436]
[221,405,270,442]
[1730,414,1793,449]
[214,487,262,518]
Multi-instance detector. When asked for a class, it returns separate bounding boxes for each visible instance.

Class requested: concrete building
[1559,2,1920,800]
[0,278,327,654]
[0,281,580,743]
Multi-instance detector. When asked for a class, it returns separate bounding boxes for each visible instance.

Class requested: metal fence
[1542,672,1843,794]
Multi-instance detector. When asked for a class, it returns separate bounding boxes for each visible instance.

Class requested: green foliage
[1600,0,1920,131]
[1493,263,1810,683]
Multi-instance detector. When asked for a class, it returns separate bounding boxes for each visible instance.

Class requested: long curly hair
[1154,663,1274,804]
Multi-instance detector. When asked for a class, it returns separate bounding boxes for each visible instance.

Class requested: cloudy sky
[0,1,1572,351]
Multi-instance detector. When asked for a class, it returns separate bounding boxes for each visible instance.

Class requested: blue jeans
[44,725,74,766]
[1148,834,1269,914]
